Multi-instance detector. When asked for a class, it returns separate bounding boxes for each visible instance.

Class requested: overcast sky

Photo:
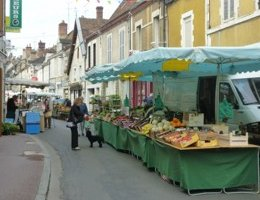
[6,0,120,56]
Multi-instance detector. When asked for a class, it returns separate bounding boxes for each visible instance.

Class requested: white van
[158,71,260,144]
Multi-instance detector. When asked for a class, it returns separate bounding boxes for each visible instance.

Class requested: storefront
[69,82,82,100]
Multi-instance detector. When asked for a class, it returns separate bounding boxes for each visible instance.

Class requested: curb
[31,135,51,200]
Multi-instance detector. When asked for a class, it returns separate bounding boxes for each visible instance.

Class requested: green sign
[10,0,22,28]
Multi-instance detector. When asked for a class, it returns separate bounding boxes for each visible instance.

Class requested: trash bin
[25,112,40,134]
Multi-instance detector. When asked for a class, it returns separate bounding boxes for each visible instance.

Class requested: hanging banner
[10,0,22,28]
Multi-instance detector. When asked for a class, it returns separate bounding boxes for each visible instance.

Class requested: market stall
[86,45,260,194]
[94,118,259,194]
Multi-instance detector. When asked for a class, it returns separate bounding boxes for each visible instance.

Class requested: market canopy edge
[83,46,260,83]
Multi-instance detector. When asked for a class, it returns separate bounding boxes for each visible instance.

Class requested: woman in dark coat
[6,95,18,119]
[67,98,84,150]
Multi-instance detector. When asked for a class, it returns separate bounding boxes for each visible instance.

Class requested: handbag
[66,121,75,128]
[44,111,52,118]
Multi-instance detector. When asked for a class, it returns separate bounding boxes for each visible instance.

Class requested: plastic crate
[26,123,40,134]
[26,112,40,123]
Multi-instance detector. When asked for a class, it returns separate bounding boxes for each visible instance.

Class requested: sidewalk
[0,133,50,200]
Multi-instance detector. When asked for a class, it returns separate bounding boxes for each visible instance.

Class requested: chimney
[38,40,45,50]
[25,45,32,58]
[96,6,103,23]
[58,20,67,39]
[37,40,45,57]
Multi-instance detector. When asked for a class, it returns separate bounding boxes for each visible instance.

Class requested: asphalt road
[37,119,260,200]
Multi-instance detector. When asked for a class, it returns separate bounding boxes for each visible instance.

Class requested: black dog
[86,129,104,148]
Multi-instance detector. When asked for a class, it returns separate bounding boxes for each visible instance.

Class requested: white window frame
[255,0,260,10]
[221,0,238,22]
[107,34,112,63]
[119,27,125,60]
[152,9,160,47]
[180,10,194,47]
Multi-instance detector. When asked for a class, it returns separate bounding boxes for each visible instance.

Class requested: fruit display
[171,117,185,128]
[112,116,137,128]
[140,123,153,135]
[150,118,175,133]
[157,129,219,149]
[94,104,220,149]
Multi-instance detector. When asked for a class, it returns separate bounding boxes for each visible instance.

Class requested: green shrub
[1,123,20,135]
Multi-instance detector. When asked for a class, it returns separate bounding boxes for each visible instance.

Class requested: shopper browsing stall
[67,98,84,150]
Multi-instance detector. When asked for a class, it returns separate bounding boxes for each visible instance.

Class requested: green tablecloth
[94,118,259,190]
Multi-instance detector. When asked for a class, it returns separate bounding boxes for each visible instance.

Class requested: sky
[6,0,121,57]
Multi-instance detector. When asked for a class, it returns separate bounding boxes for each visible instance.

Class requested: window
[93,43,96,67]
[136,25,142,50]
[77,47,79,59]
[74,68,76,82]
[79,65,82,81]
[107,34,112,63]
[181,11,194,47]
[153,16,160,47]
[223,0,235,21]
[232,78,260,105]
[119,29,125,60]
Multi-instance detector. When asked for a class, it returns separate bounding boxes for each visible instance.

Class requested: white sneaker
[73,147,80,150]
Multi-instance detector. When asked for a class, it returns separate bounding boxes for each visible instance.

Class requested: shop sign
[31,76,38,81]
[5,16,20,32]
[10,0,22,28]
[162,59,191,72]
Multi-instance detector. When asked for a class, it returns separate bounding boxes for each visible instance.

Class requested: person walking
[6,95,18,121]
[79,97,88,136]
[43,98,52,129]
[67,98,84,150]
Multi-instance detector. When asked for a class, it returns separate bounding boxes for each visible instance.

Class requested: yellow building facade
[207,0,260,46]
[167,0,206,47]
[131,1,165,50]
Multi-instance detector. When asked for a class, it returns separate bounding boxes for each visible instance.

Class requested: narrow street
[36,119,260,200]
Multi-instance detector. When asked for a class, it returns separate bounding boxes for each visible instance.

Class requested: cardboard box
[229,132,248,146]
[183,113,204,127]
[196,139,218,148]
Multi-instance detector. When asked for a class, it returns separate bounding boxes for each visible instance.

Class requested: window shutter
[230,0,234,18]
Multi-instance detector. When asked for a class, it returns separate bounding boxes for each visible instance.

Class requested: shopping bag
[84,121,90,129]
[66,122,75,128]
[44,111,52,118]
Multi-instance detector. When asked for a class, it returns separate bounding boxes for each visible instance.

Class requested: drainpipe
[162,0,166,47]
[48,60,50,93]
[83,53,86,99]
